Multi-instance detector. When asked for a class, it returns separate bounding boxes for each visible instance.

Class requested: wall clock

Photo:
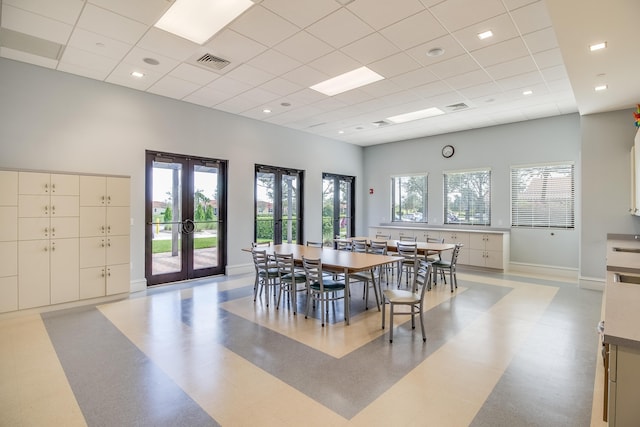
[442,145,455,158]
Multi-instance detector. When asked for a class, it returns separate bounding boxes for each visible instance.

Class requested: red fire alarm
[369,188,374,194]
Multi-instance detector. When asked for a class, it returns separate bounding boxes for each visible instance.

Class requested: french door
[255,165,303,245]
[145,151,227,286]
[322,173,355,245]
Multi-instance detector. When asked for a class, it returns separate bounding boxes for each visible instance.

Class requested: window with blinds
[391,174,427,223]
[511,163,575,229]
[444,169,491,226]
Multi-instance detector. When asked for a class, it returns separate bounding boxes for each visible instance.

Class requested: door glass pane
[193,164,219,270]
[322,178,334,245]
[256,172,274,243]
[151,161,182,275]
[280,174,298,244]
[339,179,351,238]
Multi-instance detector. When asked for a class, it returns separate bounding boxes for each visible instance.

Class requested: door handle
[181,219,195,234]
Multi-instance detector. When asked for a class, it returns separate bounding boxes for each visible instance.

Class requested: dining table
[334,237,456,256]
[245,243,403,325]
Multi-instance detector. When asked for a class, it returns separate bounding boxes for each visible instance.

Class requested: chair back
[427,237,444,244]
[414,260,432,297]
[252,241,271,248]
[397,242,418,258]
[336,240,351,251]
[450,244,463,265]
[274,252,295,277]
[375,233,391,240]
[302,256,324,289]
[306,241,323,247]
[252,249,270,274]
[399,235,417,242]
[369,240,388,255]
[351,238,368,253]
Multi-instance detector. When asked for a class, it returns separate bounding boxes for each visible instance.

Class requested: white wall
[0,58,364,287]
[363,114,582,271]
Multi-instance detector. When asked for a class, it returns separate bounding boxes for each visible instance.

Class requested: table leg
[370,268,380,311]
[344,267,350,325]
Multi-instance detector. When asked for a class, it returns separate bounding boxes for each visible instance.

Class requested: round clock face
[442,145,455,158]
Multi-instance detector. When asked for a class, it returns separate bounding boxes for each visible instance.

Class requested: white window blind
[511,163,575,228]
[443,169,491,225]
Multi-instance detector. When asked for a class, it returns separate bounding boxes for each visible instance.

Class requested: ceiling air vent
[445,102,469,111]
[196,53,231,70]
[372,120,392,127]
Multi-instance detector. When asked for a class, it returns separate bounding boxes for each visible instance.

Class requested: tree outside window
[444,169,491,226]
[392,174,427,223]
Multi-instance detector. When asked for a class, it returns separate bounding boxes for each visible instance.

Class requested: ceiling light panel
[310,66,384,96]
[477,30,493,40]
[386,107,445,123]
[589,42,607,51]
[154,0,255,45]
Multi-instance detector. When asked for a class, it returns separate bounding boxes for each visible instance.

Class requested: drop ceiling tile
[260,77,302,97]
[3,0,84,25]
[533,48,564,69]
[248,49,302,76]
[261,0,339,28]
[282,88,328,106]
[147,75,201,100]
[230,5,300,47]
[484,55,537,80]
[369,52,421,79]
[540,64,569,82]
[59,45,119,73]
[429,0,507,32]
[308,50,360,76]
[169,63,219,86]
[412,80,454,98]
[496,70,544,90]
[205,29,268,64]
[509,1,552,34]
[105,62,163,90]
[67,28,132,61]
[405,34,466,67]
[225,63,275,87]
[0,46,58,69]
[333,89,374,105]
[57,61,111,80]
[428,54,480,79]
[281,65,329,87]
[453,13,520,52]
[379,10,446,50]
[76,4,147,44]
[185,86,232,106]
[137,28,199,62]
[502,0,539,11]
[341,32,400,65]
[347,0,425,30]
[458,81,502,99]
[273,31,334,64]
[214,96,259,114]
[390,67,439,90]
[470,37,529,67]
[182,94,215,108]
[89,0,171,25]
[206,76,253,98]
[121,47,179,75]
[445,69,492,90]
[237,87,280,105]
[358,79,402,97]
[2,5,73,45]
[306,8,374,49]
[522,27,559,53]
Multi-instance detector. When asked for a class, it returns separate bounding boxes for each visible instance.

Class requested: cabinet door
[468,249,486,266]
[106,177,130,206]
[79,237,106,268]
[19,172,50,195]
[18,195,50,217]
[107,206,130,236]
[51,217,79,239]
[0,207,18,241]
[18,240,50,309]
[397,230,416,240]
[79,176,106,206]
[0,241,17,277]
[0,276,18,313]
[107,235,130,265]
[469,233,486,250]
[50,195,79,217]
[50,174,79,196]
[106,263,130,295]
[484,234,503,252]
[50,238,79,304]
[0,171,18,206]
[18,217,50,240]
[80,267,106,299]
[80,206,106,237]
[484,251,504,269]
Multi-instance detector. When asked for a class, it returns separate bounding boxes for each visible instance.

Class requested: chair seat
[281,272,306,281]
[259,268,279,277]
[432,260,452,268]
[309,280,345,291]
[383,289,420,304]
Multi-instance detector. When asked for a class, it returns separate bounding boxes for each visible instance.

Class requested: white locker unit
[468,233,509,269]
[0,171,18,313]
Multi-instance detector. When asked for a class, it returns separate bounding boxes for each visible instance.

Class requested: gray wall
[580,110,640,279]
[363,114,582,271]
[0,58,364,286]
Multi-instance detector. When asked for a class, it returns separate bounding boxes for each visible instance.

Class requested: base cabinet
[608,345,640,426]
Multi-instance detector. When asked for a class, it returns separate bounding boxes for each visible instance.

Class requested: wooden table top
[334,237,456,254]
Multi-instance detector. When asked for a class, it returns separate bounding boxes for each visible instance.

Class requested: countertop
[603,281,640,349]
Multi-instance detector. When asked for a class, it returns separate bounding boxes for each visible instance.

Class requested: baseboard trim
[227,263,253,276]
[130,278,147,293]
[578,276,605,291]
[508,262,579,280]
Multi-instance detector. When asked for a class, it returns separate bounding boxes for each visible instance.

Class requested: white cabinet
[79,175,130,298]
[469,233,509,269]
[0,170,18,313]
[440,231,470,265]
[0,169,130,313]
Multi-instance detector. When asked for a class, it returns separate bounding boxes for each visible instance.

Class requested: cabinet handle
[44,246,48,252]
[44,183,49,193]
[101,195,105,205]
[44,227,48,237]
[100,240,105,248]
[51,227,55,237]
[107,225,111,234]
[51,183,56,193]
[101,269,106,278]
[101,225,105,234]
[107,239,111,247]
[51,205,55,215]
[107,268,111,277]
[51,242,55,252]
[107,195,111,204]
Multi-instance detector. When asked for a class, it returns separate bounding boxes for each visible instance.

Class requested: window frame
[510,162,575,229]
[391,173,428,223]
[443,168,491,226]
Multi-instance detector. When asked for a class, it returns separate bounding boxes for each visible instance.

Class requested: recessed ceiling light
[154,0,255,45]
[338,130,345,134]
[595,84,608,91]
[426,47,444,57]
[131,71,144,78]
[522,90,533,96]
[590,42,607,51]
[386,107,445,124]
[310,66,384,96]
[477,30,493,40]
[263,109,271,113]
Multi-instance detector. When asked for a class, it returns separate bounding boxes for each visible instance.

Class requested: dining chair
[399,235,417,242]
[252,241,271,248]
[369,239,390,285]
[274,252,307,314]
[252,249,279,306]
[306,241,323,247]
[426,236,446,282]
[351,238,368,253]
[382,260,432,343]
[302,256,348,327]
[432,244,463,292]
[396,242,419,289]
[349,238,380,310]
[375,233,391,241]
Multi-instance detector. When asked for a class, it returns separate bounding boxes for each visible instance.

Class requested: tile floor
[0,268,609,426]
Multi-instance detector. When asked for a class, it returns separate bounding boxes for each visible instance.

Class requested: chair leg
[389,303,394,343]
[419,306,426,342]
[450,268,454,292]
[381,297,386,329]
